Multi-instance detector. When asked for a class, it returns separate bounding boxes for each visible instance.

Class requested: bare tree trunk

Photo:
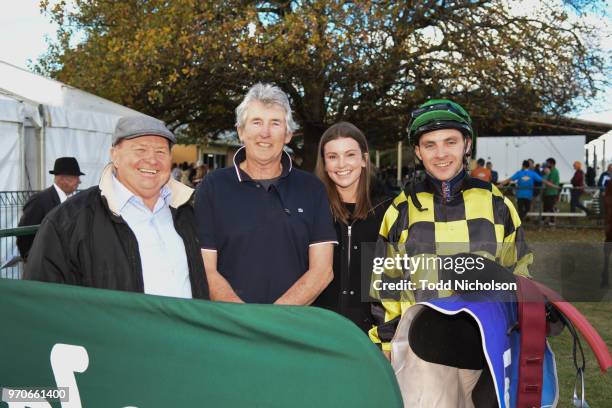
[300,122,325,172]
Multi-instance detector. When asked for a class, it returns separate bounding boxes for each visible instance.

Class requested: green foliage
[36,0,606,169]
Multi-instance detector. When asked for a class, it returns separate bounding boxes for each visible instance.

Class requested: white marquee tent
[585,130,612,174]
[0,61,154,274]
[0,60,152,191]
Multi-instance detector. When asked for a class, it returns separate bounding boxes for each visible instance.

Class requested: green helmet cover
[408,99,474,145]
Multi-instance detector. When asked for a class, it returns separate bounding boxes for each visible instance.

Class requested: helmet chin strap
[408,136,471,212]
[462,155,471,173]
[462,138,472,172]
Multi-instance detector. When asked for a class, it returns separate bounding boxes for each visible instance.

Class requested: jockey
[368,99,533,354]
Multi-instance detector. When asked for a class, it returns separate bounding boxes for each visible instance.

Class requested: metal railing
[0,191,38,279]
[497,185,603,227]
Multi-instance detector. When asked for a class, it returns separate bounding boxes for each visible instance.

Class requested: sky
[0,0,610,123]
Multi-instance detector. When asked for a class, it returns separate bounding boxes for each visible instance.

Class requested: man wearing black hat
[23,116,209,299]
[17,157,84,260]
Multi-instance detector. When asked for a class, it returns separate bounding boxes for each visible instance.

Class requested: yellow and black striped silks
[368,176,532,351]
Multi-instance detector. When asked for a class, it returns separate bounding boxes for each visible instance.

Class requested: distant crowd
[171,161,209,187]
[471,156,610,223]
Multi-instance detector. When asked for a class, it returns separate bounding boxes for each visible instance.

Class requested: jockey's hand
[383,350,391,361]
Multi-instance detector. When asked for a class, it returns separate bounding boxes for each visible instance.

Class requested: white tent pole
[397,141,402,186]
[375,150,380,168]
[586,145,589,168]
[19,122,25,190]
[603,139,606,171]
[39,105,46,190]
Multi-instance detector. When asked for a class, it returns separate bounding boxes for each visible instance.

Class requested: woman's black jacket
[313,196,392,332]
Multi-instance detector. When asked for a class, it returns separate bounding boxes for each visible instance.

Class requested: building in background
[171,135,241,171]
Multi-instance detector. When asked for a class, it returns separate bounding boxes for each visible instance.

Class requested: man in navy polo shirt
[195,83,337,304]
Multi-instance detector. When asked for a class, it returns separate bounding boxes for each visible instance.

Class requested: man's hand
[201,250,244,303]
[542,179,561,189]
[274,243,333,305]
[497,179,510,186]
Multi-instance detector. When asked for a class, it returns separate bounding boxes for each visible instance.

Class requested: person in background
[188,162,198,185]
[499,160,559,221]
[486,161,498,184]
[597,164,612,194]
[598,164,612,219]
[470,158,491,182]
[527,158,535,171]
[17,157,84,261]
[171,162,182,181]
[542,157,561,225]
[532,161,543,197]
[570,161,591,215]
[586,166,596,187]
[313,122,392,332]
[180,161,193,187]
[192,161,208,186]
[602,180,612,288]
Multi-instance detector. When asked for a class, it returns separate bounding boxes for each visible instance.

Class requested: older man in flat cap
[17,157,84,261]
[24,116,209,299]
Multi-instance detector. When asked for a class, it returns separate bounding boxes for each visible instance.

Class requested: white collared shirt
[53,183,69,203]
[111,174,192,299]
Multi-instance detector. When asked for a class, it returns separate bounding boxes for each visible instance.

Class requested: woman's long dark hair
[315,122,372,224]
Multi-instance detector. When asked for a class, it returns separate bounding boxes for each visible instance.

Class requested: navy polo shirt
[194,147,337,304]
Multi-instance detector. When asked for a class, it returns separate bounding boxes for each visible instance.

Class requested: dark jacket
[314,196,392,332]
[17,186,61,259]
[598,171,610,192]
[571,169,585,191]
[586,166,596,187]
[24,165,209,299]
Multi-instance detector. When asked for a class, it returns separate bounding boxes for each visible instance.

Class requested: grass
[524,227,612,407]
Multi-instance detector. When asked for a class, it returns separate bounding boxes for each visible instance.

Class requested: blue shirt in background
[510,169,542,200]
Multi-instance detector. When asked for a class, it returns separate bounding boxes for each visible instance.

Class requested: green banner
[0,279,401,407]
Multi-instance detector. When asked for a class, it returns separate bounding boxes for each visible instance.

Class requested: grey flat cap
[113,116,176,146]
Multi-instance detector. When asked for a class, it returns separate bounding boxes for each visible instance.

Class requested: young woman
[313,122,392,333]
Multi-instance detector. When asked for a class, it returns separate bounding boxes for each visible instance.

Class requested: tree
[37,0,606,170]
